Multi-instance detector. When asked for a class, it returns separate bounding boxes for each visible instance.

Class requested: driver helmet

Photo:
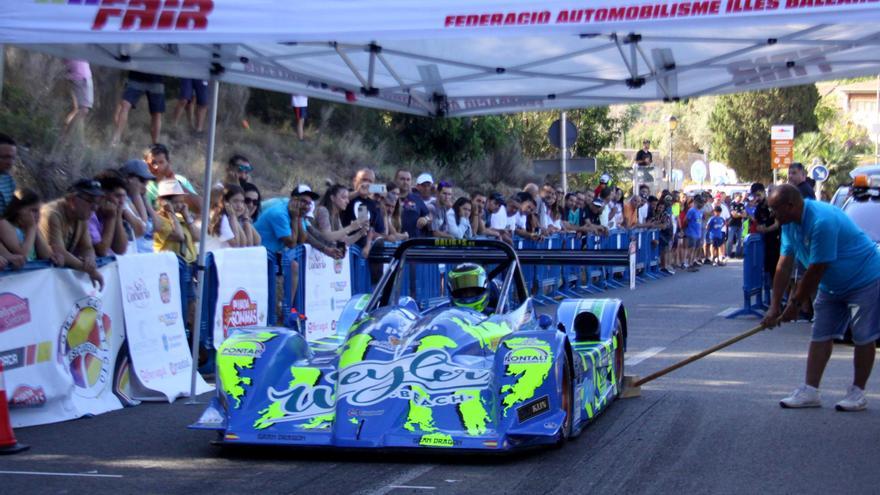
[448,263,489,312]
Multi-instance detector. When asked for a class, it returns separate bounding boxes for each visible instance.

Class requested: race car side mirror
[574,312,600,342]
[537,314,553,329]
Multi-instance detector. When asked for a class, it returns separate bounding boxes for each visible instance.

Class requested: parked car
[831,164,880,209]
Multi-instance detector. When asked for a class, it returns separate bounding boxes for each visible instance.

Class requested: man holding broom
[763,184,880,412]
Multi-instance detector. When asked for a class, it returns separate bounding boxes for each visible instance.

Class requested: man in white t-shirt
[291,94,308,141]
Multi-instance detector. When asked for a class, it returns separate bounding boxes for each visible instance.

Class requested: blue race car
[192,239,629,451]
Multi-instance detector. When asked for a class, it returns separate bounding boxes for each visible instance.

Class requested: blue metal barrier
[726,234,766,319]
[603,230,628,289]
[281,246,306,319]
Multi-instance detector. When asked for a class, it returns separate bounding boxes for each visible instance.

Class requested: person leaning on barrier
[314,183,368,245]
[0,188,61,268]
[204,183,256,251]
[377,182,410,243]
[119,159,155,253]
[446,197,474,240]
[0,133,17,218]
[39,179,105,289]
[394,169,431,238]
[153,179,199,262]
[90,171,130,256]
[469,191,502,240]
[763,184,880,412]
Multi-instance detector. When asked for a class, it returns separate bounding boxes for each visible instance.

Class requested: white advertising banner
[212,247,269,347]
[3,1,880,43]
[117,253,211,402]
[304,245,352,342]
[1,264,125,427]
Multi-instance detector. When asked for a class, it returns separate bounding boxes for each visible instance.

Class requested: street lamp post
[668,115,678,190]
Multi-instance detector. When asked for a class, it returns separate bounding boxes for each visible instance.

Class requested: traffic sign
[548,119,578,149]
[810,164,829,182]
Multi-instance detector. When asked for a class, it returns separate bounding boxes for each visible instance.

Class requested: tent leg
[187,78,220,404]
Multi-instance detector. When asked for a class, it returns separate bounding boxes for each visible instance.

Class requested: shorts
[179,79,208,106]
[686,236,701,249]
[70,77,94,108]
[812,278,880,345]
[710,237,724,248]
[294,106,308,120]
[123,80,166,113]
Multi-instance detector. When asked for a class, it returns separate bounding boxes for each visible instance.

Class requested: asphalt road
[3,262,879,494]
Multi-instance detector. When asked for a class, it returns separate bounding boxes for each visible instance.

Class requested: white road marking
[627,347,665,366]
[359,464,436,495]
[0,470,123,478]
[388,486,436,491]
[716,307,741,317]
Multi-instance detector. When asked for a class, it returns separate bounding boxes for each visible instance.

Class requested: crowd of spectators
[0,123,825,325]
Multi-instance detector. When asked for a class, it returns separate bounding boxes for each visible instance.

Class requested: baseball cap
[292,184,320,200]
[157,179,186,197]
[68,178,104,197]
[416,173,434,185]
[121,159,156,180]
[600,174,611,184]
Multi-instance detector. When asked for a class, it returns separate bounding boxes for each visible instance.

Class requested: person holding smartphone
[341,168,386,249]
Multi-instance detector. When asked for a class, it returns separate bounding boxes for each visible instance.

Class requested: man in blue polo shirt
[763,184,880,412]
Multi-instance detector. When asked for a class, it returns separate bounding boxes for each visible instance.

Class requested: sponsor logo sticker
[159,272,172,304]
[222,289,259,337]
[58,297,112,399]
[516,395,550,423]
[11,385,46,408]
[124,278,151,308]
[0,293,31,333]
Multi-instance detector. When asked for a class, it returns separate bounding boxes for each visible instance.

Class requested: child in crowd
[707,206,726,266]
[0,188,62,266]
[684,197,703,272]
[153,179,199,262]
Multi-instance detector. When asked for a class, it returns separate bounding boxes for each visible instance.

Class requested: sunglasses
[244,197,258,205]
[238,164,253,172]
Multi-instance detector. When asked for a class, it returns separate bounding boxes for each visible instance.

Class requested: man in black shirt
[749,183,780,279]
[394,169,431,238]
[727,192,746,258]
[787,162,816,200]
[635,140,653,167]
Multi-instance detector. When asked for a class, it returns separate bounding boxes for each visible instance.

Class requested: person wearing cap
[119,159,155,253]
[787,162,816,201]
[144,143,200,212]
[635,140,653,167]
[90,171,130,256]
[764,184,880,411]
[342,168,386,248]
[594,174,611,198]
[225,154,254,187]
[39,179,104,289]
[395,169,431,238]
[415,172,435,206]
[153,179,199,264]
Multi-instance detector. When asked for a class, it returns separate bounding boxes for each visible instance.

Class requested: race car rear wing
[368,238,629,266]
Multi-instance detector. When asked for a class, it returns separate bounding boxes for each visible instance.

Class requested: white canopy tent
[4,2,880,116]
[4,1,880,397]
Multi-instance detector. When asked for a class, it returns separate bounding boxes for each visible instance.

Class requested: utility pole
[561,111,568,196]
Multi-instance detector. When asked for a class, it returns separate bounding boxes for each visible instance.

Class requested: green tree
[709,85,819,182]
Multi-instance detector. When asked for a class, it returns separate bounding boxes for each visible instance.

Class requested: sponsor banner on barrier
[303,245,351,342]
[212,247,269,347]
[1,263,125,427]
[117,253,211,402]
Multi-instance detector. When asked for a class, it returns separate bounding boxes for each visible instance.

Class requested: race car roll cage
[367,238,629,314]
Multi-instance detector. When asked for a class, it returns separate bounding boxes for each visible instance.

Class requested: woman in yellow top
[153,179,199,263]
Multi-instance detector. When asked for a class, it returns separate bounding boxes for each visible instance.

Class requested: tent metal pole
[0,45,5,104]
[187,77,220,403]
[561,111,568,196]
